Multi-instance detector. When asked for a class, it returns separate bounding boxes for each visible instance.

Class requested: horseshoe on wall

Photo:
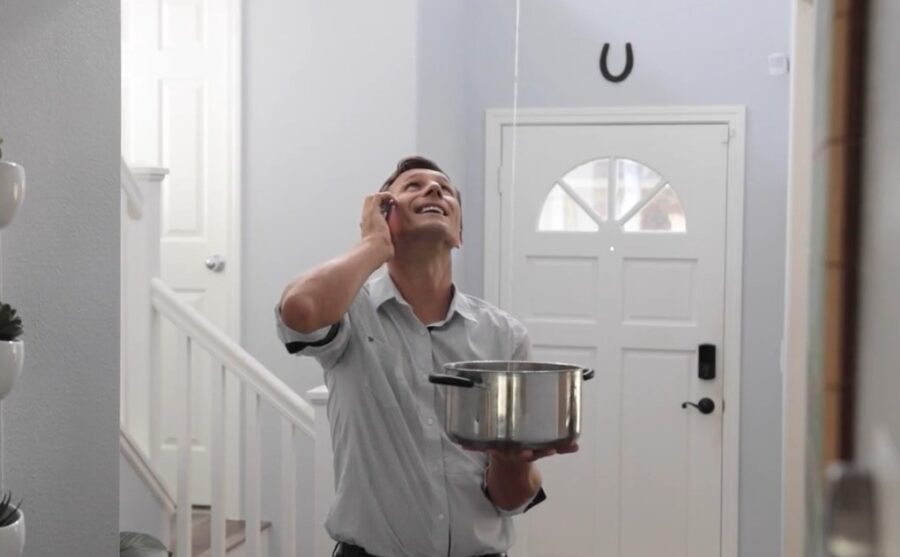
[599,43,634,83]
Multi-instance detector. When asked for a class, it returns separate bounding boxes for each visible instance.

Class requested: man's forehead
[395,168,450,183]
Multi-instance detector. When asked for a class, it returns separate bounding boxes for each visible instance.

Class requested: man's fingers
[370,192,395,208]
[363,192,393,214]
[529,448,557,461]
[476,442,580,461]
[556,442,579,454]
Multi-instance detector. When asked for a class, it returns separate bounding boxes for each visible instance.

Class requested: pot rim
[442,360,587,374]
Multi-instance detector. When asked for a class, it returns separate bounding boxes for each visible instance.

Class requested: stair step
[171,507,272,556]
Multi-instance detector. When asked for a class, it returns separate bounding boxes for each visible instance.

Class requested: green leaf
[0,302,23,340]
[120,532,171,557]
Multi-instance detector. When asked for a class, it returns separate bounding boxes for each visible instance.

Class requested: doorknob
[205,254,226,273]
[681,398,716,415]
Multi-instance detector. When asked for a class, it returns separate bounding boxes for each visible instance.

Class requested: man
[276,156,577,557]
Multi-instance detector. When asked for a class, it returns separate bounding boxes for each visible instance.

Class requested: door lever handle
[681,398,716,415]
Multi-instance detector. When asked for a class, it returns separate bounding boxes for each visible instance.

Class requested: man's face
[385,169,462,248]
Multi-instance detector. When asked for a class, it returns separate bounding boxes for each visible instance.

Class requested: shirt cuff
[482,470,548,516]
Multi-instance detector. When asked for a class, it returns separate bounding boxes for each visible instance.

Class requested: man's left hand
[480,442,578,511]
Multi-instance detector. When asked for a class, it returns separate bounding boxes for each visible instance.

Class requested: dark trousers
[334,542,506,557]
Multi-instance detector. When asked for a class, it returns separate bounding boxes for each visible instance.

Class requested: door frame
[226,0,244,342]
[483,106,746,557]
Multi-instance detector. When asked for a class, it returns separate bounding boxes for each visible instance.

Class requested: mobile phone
[380,199,393,219]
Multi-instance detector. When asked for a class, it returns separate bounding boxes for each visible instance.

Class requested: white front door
[122,0,240,507]
[490,120,736,557]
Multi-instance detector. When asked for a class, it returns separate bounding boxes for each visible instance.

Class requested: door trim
[227,0,243,341]
[483,106,746,557]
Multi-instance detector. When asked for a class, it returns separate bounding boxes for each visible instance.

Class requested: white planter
[0,161,26,229]
[0,510,25,557]
[0,340,24,400]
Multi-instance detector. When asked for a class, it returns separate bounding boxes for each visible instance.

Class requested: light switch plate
[768,53,790,75]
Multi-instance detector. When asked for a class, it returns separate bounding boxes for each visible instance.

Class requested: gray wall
[0,1,120,555]
[417,2,789,556]
[242,0,417,391]
[242,1,418,554]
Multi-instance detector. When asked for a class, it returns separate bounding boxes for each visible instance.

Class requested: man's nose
[424,182,442,196]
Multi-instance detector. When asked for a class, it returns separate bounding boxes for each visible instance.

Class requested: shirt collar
[370,273,477,324]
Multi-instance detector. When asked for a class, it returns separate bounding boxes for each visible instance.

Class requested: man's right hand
[280,191,398,334]
[361,192,396,263]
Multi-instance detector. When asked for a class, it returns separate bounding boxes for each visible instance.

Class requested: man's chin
[396,225,458,247]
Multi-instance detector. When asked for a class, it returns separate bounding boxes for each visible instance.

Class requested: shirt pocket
[361,336,409,409]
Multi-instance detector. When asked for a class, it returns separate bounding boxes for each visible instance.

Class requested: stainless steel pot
[428,361,595,450]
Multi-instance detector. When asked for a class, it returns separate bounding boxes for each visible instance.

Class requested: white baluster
[280,420,297,556]
[210,363,227,557]
[244,387,262,556]
[176,333,193,557]
[149,308,162,465]
[308,385,333,557]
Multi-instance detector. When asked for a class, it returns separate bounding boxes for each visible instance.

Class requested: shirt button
[426,418,435,426]
[438,514,445,521]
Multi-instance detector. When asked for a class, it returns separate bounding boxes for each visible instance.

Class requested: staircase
[120,162,333,557]
[179,509,271,557]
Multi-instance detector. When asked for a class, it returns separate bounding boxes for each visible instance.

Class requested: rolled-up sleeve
[274,304,352,368]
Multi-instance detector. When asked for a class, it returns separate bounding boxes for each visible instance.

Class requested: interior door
[849,0,900,546]
[497,123,729,557]
[122,0,239,507]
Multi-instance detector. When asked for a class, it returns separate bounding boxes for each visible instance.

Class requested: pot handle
[428,374,475,388]
[583,368,595,381]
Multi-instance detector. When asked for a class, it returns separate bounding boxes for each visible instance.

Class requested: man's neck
[388,248,454,326]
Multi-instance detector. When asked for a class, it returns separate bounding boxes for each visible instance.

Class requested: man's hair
[380,156,449,192]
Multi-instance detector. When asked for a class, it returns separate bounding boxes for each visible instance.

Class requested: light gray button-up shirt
[276,274,539,557]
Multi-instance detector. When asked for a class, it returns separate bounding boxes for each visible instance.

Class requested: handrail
[121,156,144,220]
[150,278,316,437]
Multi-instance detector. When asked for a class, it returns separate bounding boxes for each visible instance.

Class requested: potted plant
[120,532,171,556]
[0,137,26,229]
[0,491,25,557]
[0,302,24,400]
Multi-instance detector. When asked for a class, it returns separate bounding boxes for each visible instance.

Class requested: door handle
[824,463,876,557]
[205,254,226,273]
[681,398,716,415]
[699,344,716,380]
